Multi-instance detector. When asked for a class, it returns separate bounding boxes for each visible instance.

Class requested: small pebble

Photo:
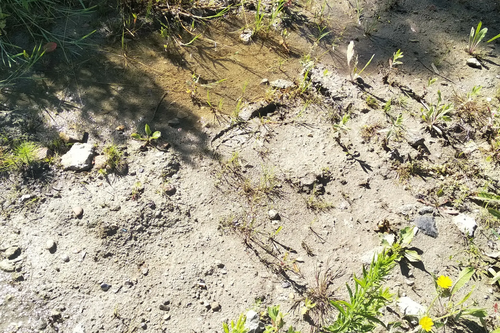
[46,239,56,252]
[101,283,111,291]
[211,302,221,312]
[268,209,280,220]
[61,254,70,262]
[72,206,83,218]
[281,281,291,288]
[5,246,20,260]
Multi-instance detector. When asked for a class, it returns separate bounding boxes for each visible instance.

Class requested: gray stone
[177,111,189,119]
[300,172,317,188]
[245,310,265,333]
[168,118,180,126]
[35,147,53,160]
[398,204,416,216]
[466,58,482,69]
[73,206,84,218]
[398,296,425,316]
[159,304,170,311]
[4,246,20,260]
[270,79,295,89]
[260,78,269,85]
[452,214,477,237]
[268,209,280,220]
[406,131,425,148]
[414,215,438,238]
[93,155,107,170]
[101,283,111,291]
[59,130,86,143]
[0,259,15,272]
[418,206,434,215]
[61,143,94,171]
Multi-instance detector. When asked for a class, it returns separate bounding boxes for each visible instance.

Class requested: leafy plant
[421,90,453,135]
[223,314,248,333]
[346,41,375,81]
[468,21,500,55]
[0,0,95,84]
[389,49,403,68]
[420,268,487,331]
[332,114,350,134]
[471,191,500,220]
[131,124,161,147]
[325,249,397,333]
[381,226,421,263]
[379,112,405,144]
[1,140,40,173]
[103,145,123,172]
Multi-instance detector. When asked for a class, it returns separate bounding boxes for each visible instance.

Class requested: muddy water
[0,1,356,142]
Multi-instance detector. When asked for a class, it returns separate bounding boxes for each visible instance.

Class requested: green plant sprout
[332,114,350,134]
[389,49,403,69]
[0,141,40,172]
[378,113,405,145]
[223,314,248,333]
[468,21,500,55]
[131,124,161,147]
[346,41,375,81]
[421,91,453,135]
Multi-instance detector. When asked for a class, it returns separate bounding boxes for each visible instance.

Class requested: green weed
[421,90,453,135]
[131,124,161,147]
[468,21,500,55]
[325,249,397,333]
[346,41,374,82]
[1,140,40,173]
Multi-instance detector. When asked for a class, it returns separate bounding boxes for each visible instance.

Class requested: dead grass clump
[360,123,382,142]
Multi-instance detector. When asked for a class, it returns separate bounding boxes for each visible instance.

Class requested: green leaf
[487,33,500,43]
[455,288,473,307]
[403,250,421,263]
[451,267,475,295]
[131,133,142,140]
[490,328,500,333]
[487,208,500,220]
[145,124,152,136]
[462,308,487,318]
[400,226,415,245]
[151,131,161,139]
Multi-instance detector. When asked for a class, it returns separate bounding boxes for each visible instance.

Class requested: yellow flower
[437,275,453,289]
[419,316,434,332]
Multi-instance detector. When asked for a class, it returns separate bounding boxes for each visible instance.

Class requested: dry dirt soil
[2,0,500,332]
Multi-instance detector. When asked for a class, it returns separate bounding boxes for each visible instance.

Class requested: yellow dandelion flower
[419,316,434,332]
[437,275,453,289]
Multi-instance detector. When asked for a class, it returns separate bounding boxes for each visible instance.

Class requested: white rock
[398,296,425,316]
[239,29,253,44]
[60,143,94,171]
[245,310,264,333]
[452,214,477,237]
[0,259,15,272]
[466,58,481,69]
